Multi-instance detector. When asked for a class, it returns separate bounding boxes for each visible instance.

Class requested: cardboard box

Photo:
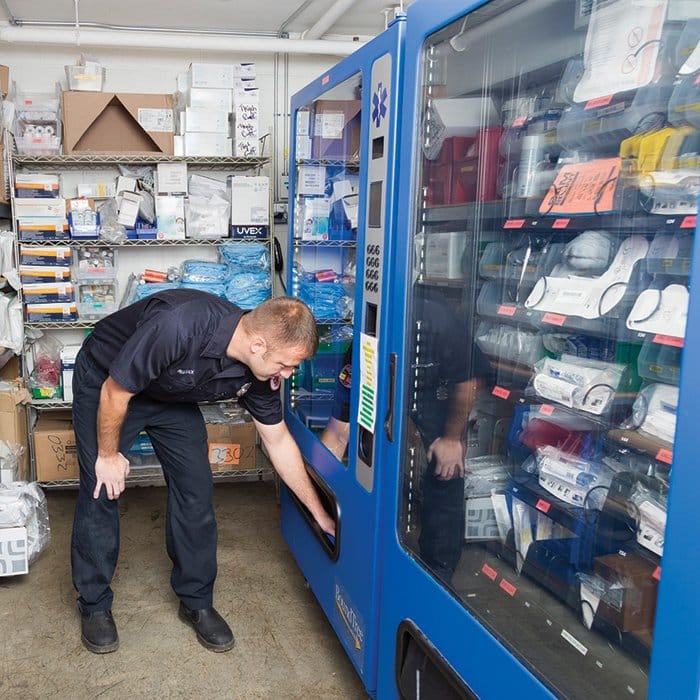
[0,527,28,577]
[0,65,8,97]
[311,100,361,160]
[206,419,256,471]
[62,91,174,155]
[33,413,79,481]
[593,553,658,632]
[0,375,30,480]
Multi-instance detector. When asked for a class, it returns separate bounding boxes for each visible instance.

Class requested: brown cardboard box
[206,419,257,471]
[0,358,30,479]
[33,413,79,482]
[593,553,658,632]
[0,65,8,97]
[311,99,361,160]
[62,91,174,155]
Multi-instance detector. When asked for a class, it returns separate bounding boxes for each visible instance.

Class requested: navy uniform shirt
[86,289,282,425]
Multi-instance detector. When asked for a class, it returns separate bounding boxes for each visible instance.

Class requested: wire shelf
[13,154,269,170]
[293,238,356,247]
[18,237,270,247]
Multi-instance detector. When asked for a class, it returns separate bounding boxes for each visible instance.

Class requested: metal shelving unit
[11,151,275,488]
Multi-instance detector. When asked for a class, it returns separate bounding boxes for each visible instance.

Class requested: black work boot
[80,610,119,653]
[178,602,235,652]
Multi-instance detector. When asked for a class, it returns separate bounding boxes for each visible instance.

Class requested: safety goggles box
[229,175,269,238]
[19,244,72,267]
[0,527,28,577]
[155,195,186,239]
[14,173,60,198]
[19,266,72,284]
[33,412,79,482]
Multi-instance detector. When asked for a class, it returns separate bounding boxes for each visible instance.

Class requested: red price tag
[542,313,567,326]
[499,579,517,597]
[656,448,673,464]
[539,404,555,416]
[653,334,684,348]
[585,95,613,109]
[536,499,551,513]
[497,305,517,317]
[321,75,330,85]
[653,566,661,581]
[492,386,511,400]
[512,116,527,127]
[481,564,498,581]
[552,218,571,229]
[504,219,526,229]
[680,215,696,229]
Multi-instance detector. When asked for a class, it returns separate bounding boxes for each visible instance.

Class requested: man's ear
[250,335,267,356]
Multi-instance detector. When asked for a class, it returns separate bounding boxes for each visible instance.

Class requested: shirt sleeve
[108,310,184,394]
[237,378,283,425]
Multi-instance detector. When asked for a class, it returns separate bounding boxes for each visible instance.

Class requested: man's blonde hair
[243,297,319,357]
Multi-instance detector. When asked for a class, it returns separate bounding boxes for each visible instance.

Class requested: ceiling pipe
[0,23,364,56]
[303,0,358,40]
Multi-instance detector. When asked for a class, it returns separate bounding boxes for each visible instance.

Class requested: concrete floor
[0,481,368,699]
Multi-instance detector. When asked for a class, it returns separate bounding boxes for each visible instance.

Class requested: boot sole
[178,608,235,652]
[81,634,119,654]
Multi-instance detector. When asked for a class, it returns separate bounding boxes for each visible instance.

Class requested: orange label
[653,566,661,581]
[208,443,241,466]
[680,215,696,229]
[481,564,498,581]
[585,95,613,109]
[497,305,517,317]
[539,404,555,416]
[499,579,517,597]
[504,219,526,229]
[539,158,620,216]
[536,499,551,513]
[656,448,673,465]
[321,75,330,85]
[492,386,511,400]
[653,334,684,348]
[552,218,571,229]
[542,313,567,326]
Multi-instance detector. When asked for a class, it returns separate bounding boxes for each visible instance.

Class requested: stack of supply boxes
[15,173,76,324]
[174,62,258,157]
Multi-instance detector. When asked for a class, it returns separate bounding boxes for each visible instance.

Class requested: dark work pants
[418,464,466,582]
[70,344,216,614]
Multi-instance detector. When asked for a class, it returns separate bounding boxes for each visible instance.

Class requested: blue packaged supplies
[179,281,227,298]
[181,259,230,284]
[219,241,270,269]
[133,282,181,300]
[225,271,272,309]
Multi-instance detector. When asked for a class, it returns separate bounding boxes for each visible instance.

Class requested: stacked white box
[175,63,256,158]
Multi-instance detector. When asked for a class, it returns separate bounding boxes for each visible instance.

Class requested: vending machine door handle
[384,352,397,443]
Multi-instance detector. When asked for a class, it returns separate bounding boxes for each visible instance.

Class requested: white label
[138,108,174,133]
[315,112,344,139]
[298,165,326,195]
[561,629,588,656]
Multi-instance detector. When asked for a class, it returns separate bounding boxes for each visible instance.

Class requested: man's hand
[314,509,336,539]
[426,436,465,480]
[93,453,130,500]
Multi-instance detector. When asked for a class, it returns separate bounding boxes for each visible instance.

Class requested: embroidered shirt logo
[176,369,195,375]
[269,376,281,391]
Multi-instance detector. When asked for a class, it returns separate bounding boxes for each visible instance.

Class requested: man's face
[249,343,308,382]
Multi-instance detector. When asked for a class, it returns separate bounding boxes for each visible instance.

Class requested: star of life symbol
[372,82,388,128]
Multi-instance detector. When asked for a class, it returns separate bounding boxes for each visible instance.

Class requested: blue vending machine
[378,0,700,698]
[280,12,405,695]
